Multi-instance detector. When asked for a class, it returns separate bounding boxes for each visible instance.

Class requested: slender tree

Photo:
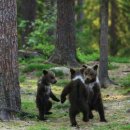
[49,0,79,66]
[0,0,21,120]
[109,0,118,56]
[19,0,36,47]
[99,0,110,88]
[77,0,84,31]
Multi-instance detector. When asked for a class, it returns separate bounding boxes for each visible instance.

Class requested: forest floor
[0,60,130,130]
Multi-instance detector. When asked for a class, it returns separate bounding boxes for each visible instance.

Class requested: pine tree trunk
[109,0,118,56]
[49,0,79,67]
[77,0,84,31]
[0,0,21,120]
[20,0,36,47]
[99,0,110,88]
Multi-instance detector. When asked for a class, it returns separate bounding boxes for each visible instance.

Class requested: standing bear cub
[83,65,107,122]
[61,68,89,127]
[36,70,60,120]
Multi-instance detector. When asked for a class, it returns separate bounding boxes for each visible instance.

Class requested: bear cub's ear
[93,64,98,71]
[43,70,48,75]
[80,67,86,74]
[70,68,75,75]
[82,65,88,68]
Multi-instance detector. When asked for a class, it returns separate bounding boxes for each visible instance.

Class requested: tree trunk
[99,0,110,88]
[0,0,21,120]
[20,0,36,47]
[77,0,84,31]
[44,0,57,37]
[109,0,118,56]
[49,0,79,67]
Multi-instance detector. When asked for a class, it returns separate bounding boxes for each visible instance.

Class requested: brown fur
[83,65,107,122]
[36,70,60,120]
[61,68,89,127]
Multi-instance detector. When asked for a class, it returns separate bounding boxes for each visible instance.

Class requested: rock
[126,109,130,113]
[50,67,70,76]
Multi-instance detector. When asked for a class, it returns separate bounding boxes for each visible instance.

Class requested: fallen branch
[122,70,130,73]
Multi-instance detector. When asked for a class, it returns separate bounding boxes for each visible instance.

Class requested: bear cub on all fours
[83,64,107,122]
[36,70,60,120]
[61,68,89,127]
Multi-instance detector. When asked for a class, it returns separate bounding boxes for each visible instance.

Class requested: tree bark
[49,0,79,67]
[109,0,118,56]
[0,0,21,120]
[20,0,36,47]
[99,0,110,88]
[77,0,84,31]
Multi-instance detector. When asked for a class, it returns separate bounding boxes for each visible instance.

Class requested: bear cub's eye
[51,76,54,79]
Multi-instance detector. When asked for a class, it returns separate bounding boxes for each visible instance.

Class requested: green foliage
[22,63,55,73]
[76,27,99,54]
[27,20,54,45]
[33,43,54,58]
[26,19,55,58]
[77,49,99,63]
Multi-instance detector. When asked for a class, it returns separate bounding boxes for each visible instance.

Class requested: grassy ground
[1,57,130,130]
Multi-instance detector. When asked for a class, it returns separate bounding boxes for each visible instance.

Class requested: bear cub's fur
[61,68,89,127]
[83,65,107,122]
[36,70,60,120]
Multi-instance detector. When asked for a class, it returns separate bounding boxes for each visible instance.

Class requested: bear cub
[83,65,107,122]
[36,70,60,120]
[61,68,89,127]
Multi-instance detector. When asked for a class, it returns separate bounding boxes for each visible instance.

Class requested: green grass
[119,74,130,87]
[77,52,99,63]
[108,63,119,70]
[51,69,64,78]
[109,56,130,63]
[93,123,130,130]
[19,75,26,83]
[27,124,51,130]
[19,57,46,65]
[55,79,69,87]
[77,50,130,63]
[22,100,36,114]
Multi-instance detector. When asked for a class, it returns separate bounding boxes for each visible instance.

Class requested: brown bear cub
[61,68,89,127]
[36,70,60,120]
[83,65,107,122]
